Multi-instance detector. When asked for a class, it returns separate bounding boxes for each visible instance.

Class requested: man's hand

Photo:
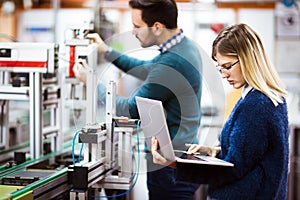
[151,137,176,168]
[73,59,89,84]
[86,33,109,54]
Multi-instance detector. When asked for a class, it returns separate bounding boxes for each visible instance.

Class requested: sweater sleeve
[104,49,168,118]
[105,49,154,81]
[116,63,181,118]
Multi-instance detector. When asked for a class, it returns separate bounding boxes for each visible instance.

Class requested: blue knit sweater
[105,37,203,151]
[176,89,289,199]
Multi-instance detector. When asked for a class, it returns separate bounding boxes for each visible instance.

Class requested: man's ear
[152,22,165,36]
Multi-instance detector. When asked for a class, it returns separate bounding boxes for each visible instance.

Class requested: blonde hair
[212,23,287,106]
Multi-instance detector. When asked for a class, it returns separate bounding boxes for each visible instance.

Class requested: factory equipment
[0,22,140,199]
[0,42,74,199]
[0,42,61,160]
[62,20,98,125]
[61,21,140,199]
[67,79,139,199]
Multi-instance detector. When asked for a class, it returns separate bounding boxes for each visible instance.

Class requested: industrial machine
[0,42,61,160]
[62,22,140,199]
[0,23,140,200]
[0,42,70,199]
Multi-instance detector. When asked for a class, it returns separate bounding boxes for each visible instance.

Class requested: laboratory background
[0,0,300,199]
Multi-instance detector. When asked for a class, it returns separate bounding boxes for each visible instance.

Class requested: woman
[151,23,289,199]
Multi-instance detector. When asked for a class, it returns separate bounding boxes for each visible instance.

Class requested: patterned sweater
[176,89,289,200]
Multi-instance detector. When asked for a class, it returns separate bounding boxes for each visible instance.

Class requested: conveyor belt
[0,163,69,199]
[0,168,68,200]
[2,170,56,186]
[0,141,74,199]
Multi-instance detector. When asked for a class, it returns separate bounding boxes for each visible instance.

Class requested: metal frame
[0,42,61,160]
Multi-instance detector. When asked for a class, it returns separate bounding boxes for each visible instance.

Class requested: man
[74,0,203,199]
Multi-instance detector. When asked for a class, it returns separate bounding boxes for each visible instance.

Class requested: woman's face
[215,52,246,89]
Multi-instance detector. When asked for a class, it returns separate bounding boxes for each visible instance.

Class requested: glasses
[216,60,239,74]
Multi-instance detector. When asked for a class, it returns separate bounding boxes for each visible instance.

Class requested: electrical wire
[71,130,81,166]
[78,143,84,163]
[91,120,141,199]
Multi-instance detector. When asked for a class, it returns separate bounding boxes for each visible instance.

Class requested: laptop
[135,96,234,167]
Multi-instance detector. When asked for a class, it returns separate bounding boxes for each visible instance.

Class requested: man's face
[131,9,157,48]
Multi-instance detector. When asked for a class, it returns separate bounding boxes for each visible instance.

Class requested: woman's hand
[186,144,221,157]
[151,137,176,168]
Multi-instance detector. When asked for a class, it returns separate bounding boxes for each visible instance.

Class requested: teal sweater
[105,37,203,151]
[176,90,289,199]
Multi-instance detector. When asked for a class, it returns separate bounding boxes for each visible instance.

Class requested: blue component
[282,0,295,7]
[26,27,52,33]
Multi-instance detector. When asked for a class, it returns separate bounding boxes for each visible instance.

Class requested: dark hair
[129,0,178,29]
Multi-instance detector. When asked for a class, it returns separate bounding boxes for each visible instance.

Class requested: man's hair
[129,0,178,29]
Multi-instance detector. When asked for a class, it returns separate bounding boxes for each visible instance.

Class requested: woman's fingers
[152,151,168,164]
[186,144,201,154]
[151,136,168,165]
[186,144,213,156]
[151,136,158,151]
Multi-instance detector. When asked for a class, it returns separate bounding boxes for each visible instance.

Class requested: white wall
[238,9,275,65]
